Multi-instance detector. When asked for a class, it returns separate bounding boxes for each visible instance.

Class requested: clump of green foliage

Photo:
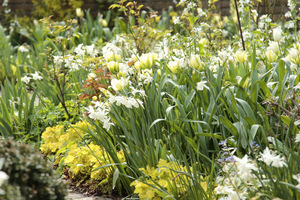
[32,0,83,21]
[0,138,68,200]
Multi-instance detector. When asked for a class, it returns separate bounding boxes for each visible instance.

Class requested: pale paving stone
[66,190,113,200]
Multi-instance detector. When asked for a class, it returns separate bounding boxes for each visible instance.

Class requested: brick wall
[0,0,297,21]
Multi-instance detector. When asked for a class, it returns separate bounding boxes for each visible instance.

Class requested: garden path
[67,190,114,200]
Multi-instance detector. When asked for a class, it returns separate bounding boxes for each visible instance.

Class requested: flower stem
[234,0,246,51]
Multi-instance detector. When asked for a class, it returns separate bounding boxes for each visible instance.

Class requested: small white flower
[285,11,292,18]
[233,155,257,181]
[102,118,113,131]
[273,27,282,42]
[293,174,300,189]
[74,44,85,56]
[295,134,300,143]
[85,44,98,57]
[0,171,9,186]
[196,81,207,91]
[88,73,96,79]
[86,106,108,121]
[111,77,129,91]
[268,41,280,54]
[174,17,180,24]
[31,71,43,81]
[21,75,31,84]
[285,20,295,29]
[259,147,287,168]
[18,45,29,53]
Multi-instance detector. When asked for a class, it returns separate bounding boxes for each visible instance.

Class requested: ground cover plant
[0,0,300,199]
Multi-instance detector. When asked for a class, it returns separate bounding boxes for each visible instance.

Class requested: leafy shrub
[0,138,68,200]
[0,183,24,200]
[40,121,125,195]
[32,0,83,21]
[40,120,91,157]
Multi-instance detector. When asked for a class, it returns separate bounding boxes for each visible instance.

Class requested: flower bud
[107,61,120,74]
[190,54,203,71]
[265,50,277,63]
[273,28,282,42]
[139,53,157,69]
[199,38,209,46]
[101,19,108,27]
[104,52,122,62]
[76,8,84,18]
[111,77,129,91]
[268,41,280,54]
[235,50,248,63]
[168,59,183,73]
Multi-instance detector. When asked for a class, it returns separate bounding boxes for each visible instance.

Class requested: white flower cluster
[53,55,83,71]
[0,158,9,194]
[109,95,143,109]
[21,71,43,84]
[86,101,113,131]
[75,44,98,57]
[215,147,288,199]
[102,43,122,60]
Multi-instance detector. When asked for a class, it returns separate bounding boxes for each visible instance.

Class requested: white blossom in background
[285,11,292,18]
[288,0,296,10]
[86,44,98,57]
[119,63,134,76]
[235,50,248,63]
[86,102,113,131]
[74,44,85,56]
[130,86,146,97]
[102,43,122,56]
[167,58,184,73]
[233,155,257,182]
[173,17,180,24]
[196,81,207,91]
[53,55,63,66]
[18,45,29,53]
[88,73,96,79]
[285,20,295,29]
[138,69,153,85]
[273,27,282,42]
[268,41,280,54]
[0,171,8,187]
[293,174,300,189]
[109,95,143,109]
[111,77,129,91]
[21,75,31,84]
[259,147,287,168]
[31,71,43,81]
[295,134,300,143]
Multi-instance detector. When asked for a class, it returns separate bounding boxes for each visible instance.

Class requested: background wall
[0,0,296,22]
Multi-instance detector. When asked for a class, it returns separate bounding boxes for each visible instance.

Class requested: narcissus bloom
[273,27,282,42]
[196,81,207,91]
[259,147,287,168]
